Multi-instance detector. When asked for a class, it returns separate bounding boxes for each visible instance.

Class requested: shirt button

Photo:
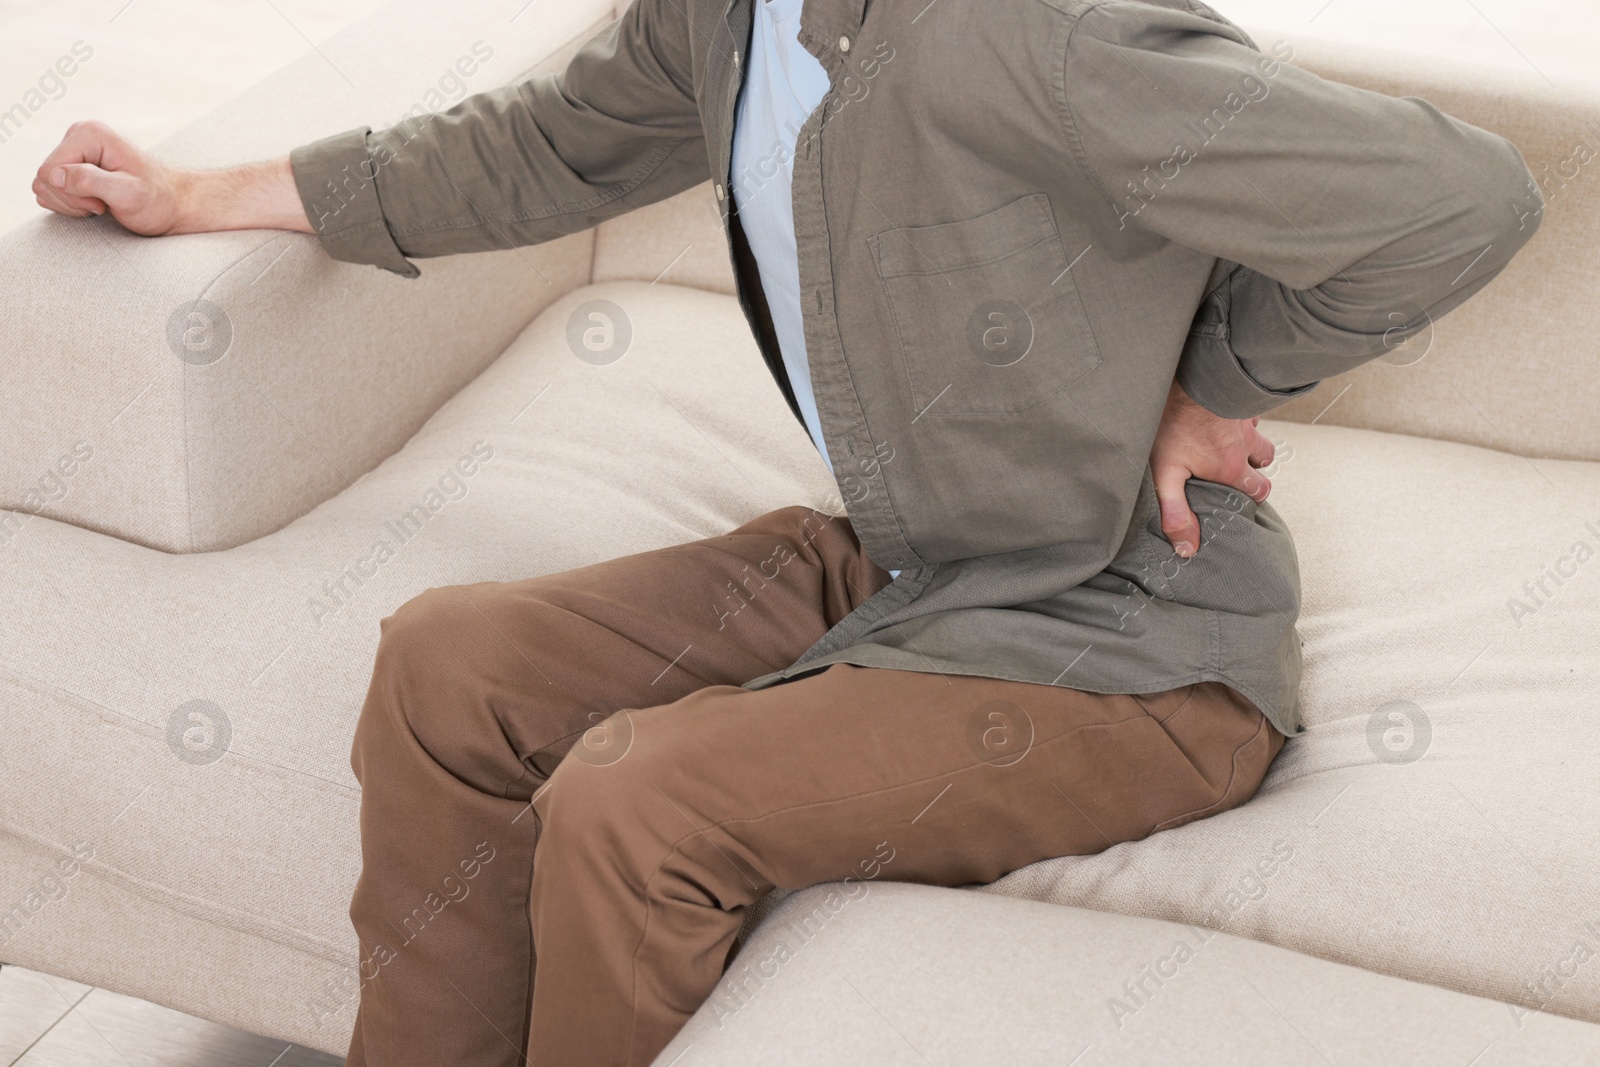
[715,184,725,201]
[733,51,740,66]
[839,35,851,52]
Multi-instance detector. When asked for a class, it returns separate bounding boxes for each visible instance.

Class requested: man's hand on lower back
[1149,378,1276,559]
[33,119,312,236]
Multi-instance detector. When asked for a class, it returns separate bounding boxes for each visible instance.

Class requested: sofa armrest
[0,0,614,554]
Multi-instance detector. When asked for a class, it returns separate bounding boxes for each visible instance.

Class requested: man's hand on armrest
[1149,378,1275,559]
[32,119,311,236]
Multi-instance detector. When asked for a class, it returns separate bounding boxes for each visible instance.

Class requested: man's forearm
[170,157,311,235]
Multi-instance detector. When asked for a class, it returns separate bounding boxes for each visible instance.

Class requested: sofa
[2,0,1598,1062]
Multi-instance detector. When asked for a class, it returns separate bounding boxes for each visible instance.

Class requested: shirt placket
[711,0,811,431]
[788,15,926,577]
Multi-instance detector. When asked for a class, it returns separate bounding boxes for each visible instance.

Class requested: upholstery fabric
[666,881,1600,1065]
[980,417,1600,1025]
[4,284,1598,1056]
[0,0,612,553]
[4,5,1599,1062]
[592,180,738,294]
[0,283,836,1049]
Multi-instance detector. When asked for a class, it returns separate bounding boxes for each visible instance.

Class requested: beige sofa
[3,0,1598,1062]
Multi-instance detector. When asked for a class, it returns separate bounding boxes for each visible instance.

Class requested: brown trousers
[344,505,1284,1067]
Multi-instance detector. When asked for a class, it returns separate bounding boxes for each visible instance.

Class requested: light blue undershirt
[731,0,900,579]
[731,0,832,468]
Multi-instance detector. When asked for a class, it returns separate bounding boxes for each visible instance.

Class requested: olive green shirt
[288,0,1543,737]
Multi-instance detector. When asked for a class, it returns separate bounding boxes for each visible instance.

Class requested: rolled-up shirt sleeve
[1058,0,1545,419]
[289,0,708,277]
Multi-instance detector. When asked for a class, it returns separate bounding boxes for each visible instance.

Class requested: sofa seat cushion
[0,282,836,1051]
[981,418,1600,1028]
[667,881,1600,1065]
[4,280,1597,1053]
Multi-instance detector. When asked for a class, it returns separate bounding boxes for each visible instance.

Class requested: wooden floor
[0,967,339,1067]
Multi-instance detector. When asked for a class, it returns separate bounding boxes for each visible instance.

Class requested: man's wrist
[169,158,312,236]
[165,167,201,234]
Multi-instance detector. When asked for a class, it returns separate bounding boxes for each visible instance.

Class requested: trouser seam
[1152,711,1271,832]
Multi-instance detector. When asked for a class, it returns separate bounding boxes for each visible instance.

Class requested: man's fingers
[47,119,129,172]
[1154,466,1201,559]
[33,120,137,218]
[54,162,124,204]
[1240,470,1272,503]
[41,163,139,220]
[33,172,104,217]
[1246,430,1276,471]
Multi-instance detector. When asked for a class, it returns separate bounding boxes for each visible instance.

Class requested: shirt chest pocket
[869,193,1102,416]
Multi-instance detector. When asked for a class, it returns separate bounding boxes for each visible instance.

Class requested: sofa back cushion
[1244,34,1600,463]
[592,182,738,295]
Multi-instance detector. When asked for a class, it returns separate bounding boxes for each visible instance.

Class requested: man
[33,0,1540,1063]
